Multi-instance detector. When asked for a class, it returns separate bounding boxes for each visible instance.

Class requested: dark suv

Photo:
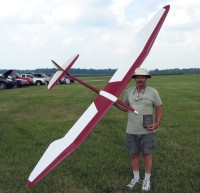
[0,70,17,89]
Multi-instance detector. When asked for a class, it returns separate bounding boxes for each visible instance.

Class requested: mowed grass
[0,75,200,193]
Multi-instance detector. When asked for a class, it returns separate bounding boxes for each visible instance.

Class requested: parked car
[0,70,17,89]
[59,77,71,84]
[45,73,54,78]
[68,76,75,83]
[12,78,29,87]
[10,72,34,85]
[21,74,46,86]
[27,73,51,84]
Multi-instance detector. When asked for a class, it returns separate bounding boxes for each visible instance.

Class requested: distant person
[116,68,162,191]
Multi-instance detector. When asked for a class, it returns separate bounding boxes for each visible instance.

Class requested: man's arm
[148,105,162,131]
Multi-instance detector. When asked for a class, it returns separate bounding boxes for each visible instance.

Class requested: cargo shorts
[125,133,157,154]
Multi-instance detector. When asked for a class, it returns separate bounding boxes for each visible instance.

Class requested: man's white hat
[132,68,151,78]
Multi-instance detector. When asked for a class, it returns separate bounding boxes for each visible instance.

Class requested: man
[117,68,162,191]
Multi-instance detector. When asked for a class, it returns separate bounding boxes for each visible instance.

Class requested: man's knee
[143,153,152,156]
[131,153,140,159]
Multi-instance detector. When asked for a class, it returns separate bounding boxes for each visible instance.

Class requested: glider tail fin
[48,54,79,90]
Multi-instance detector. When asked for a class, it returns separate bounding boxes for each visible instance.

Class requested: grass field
[0,75,200,193]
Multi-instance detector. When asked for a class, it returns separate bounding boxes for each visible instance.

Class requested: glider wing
[27,94,116,187]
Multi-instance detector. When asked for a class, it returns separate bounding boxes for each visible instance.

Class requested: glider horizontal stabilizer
[27,5,170,188]
[48,54,79,90]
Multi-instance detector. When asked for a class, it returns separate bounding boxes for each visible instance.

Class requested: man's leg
[126,133,141,188]
[141,133,156,191]
[131,153,140,180]
[142,153,152,191]
[127,153,140,188]
[131,153,140,172]
[142,133,156,179]
[143,153,152,174]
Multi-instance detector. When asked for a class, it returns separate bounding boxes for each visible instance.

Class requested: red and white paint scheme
[48,54,79,90]
[27,5,170,188]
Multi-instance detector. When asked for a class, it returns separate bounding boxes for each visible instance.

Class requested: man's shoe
[127,178,140,189]
[142,180,151,191]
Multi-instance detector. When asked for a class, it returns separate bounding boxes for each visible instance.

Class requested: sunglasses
[133,88,145,101]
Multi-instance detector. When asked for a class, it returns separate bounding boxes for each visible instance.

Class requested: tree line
[0,68,199,76]
[149,68,200,75]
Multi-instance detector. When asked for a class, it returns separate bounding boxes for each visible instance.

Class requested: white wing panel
[62,54,79,69]
[48,71,62,89]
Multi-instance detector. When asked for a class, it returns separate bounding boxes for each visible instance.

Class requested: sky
[0,0,199,70]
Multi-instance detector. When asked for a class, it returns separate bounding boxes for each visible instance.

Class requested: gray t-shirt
[124,86,162,134]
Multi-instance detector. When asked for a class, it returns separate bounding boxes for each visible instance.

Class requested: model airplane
[27,5,170,188]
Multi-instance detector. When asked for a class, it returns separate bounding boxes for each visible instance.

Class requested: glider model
[27,5,170,188]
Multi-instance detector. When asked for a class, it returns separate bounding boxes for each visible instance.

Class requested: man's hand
[147,123,159,131]
[147,105,162,131]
